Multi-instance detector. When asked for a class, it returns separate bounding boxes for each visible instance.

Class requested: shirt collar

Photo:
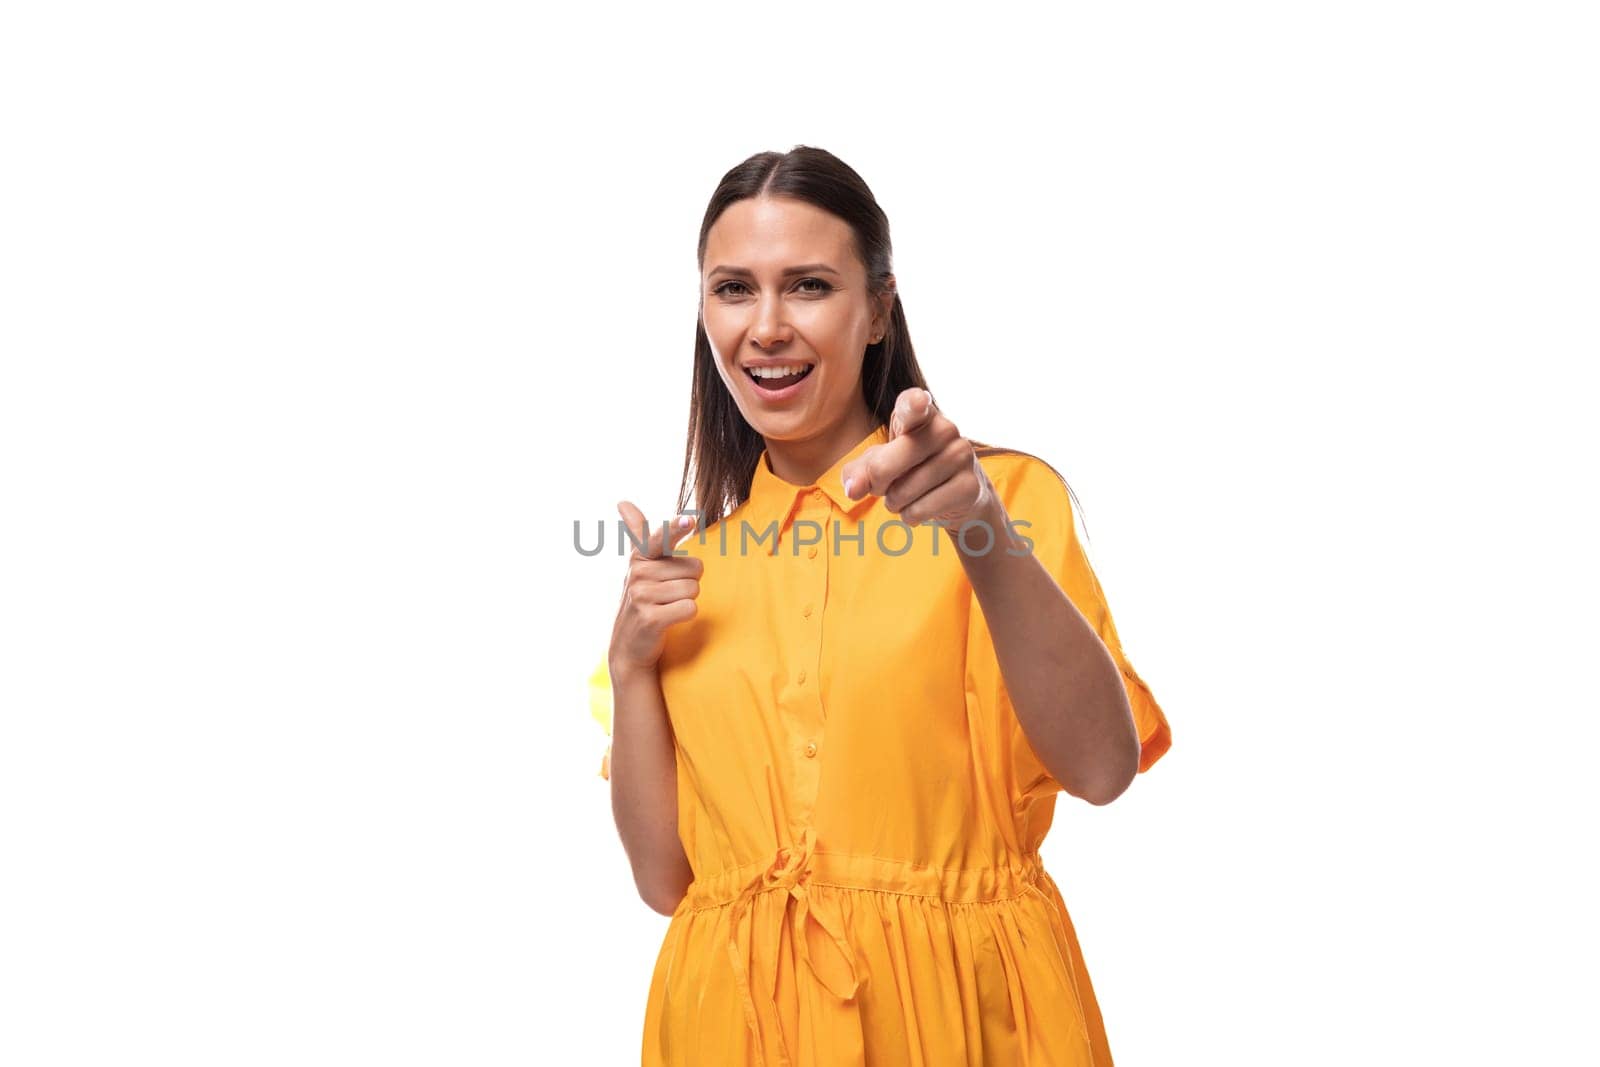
[743,421,890,529]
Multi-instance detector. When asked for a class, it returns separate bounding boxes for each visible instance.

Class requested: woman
[600,146,1172,1066]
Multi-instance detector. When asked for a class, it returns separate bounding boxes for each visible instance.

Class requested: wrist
[609,655,659,689]
[950,494,1027,580]
[953,494,1018,556]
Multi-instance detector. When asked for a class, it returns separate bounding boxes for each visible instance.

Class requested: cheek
[797,306,864,353]
[702,308,740,357]
[700,319,742,389]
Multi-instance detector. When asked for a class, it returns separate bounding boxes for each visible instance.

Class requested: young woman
[601,146,1172,1066]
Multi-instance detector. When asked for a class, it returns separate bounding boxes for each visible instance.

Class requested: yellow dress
[599,421,1172,1066]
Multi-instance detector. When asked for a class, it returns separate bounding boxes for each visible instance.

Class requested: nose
[749,292,792,350]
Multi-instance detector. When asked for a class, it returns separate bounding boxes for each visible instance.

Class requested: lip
[743,363,816,403]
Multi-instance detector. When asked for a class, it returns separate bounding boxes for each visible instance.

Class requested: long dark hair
[675,146,1087,542]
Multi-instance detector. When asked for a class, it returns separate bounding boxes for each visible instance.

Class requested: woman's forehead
[703,197,857,274]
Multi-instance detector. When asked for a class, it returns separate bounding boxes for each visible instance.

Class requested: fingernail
[677,515,692,528]
[843,476,855,498]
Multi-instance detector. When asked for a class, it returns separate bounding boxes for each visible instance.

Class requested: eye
[712,280,749,298]
[796,277,833,294]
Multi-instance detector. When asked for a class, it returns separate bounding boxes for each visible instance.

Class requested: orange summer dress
[610,421,1171,1066]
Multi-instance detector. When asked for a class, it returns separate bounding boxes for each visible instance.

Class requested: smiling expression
[700,196,888,441]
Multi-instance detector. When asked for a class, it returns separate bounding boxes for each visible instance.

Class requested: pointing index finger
[666,510,699,556]
[890,387,936,440]
[842,388,939,501]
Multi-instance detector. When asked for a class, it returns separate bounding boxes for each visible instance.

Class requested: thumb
[616,499,662,559]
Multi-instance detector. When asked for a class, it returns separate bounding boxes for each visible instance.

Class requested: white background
[3,2,1596,1064]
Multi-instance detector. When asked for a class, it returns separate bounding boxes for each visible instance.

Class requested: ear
[872,275,897,340]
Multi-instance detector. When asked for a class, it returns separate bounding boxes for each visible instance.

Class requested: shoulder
[971,441,1089,556]
[973,442,1074,509]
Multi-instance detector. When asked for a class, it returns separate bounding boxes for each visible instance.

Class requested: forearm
[957,498,1140,805]
[608,659,694,914]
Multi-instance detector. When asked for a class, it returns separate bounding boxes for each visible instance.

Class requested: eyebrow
[705,263,842,279]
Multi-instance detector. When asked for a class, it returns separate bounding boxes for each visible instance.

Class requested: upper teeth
[750,364,809,379]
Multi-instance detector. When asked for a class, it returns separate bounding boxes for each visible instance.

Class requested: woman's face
[700,195,887,442]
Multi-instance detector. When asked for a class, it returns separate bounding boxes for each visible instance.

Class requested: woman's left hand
[840,387,999,531]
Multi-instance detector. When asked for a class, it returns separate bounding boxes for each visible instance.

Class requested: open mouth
[746,364,815,391]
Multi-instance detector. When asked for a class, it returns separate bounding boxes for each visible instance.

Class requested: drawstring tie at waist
[725,825,860,1067]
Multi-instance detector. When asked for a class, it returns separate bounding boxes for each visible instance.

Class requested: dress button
[803,604,812,618]
[807,547,818,559]
[804,741,818,758]
[797,669,806,685]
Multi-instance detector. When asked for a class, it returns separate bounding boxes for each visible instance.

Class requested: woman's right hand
[609,500,703,678]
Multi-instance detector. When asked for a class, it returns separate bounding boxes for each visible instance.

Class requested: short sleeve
[986,453,1173,800]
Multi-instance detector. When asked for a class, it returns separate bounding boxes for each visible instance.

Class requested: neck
[763,400,878,487]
